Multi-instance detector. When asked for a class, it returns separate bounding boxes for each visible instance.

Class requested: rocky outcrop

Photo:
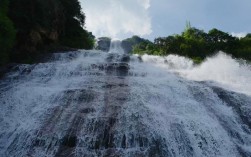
[121,35,152,53]
[121,40,134,54]
[96,37,111,52]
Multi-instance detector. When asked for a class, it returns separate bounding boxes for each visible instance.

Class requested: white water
[140,52,251,96]
[0,44,251,157]
[109,39,124,54]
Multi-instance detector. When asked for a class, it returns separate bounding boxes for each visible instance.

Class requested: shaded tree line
[0,0,95,65]
[125,24,251,62]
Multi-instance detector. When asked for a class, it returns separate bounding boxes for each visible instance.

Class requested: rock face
[96,37,111,52]
[121,35,152,54]
[95,36,151,53]
[121,40,134,54]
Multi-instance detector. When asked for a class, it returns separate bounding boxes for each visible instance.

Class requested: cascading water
[0,41,251,157]
[109,40,125,54]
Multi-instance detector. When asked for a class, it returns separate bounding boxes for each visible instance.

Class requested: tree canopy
[0,0,95,65]
[0,0,16,65]
[127,26,251,62]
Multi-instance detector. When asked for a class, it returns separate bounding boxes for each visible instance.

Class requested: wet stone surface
[0,50,251,157]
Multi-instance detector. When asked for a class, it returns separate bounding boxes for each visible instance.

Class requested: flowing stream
[0,41,251,157]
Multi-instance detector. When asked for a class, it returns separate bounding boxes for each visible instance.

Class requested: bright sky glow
[81,0,251,40]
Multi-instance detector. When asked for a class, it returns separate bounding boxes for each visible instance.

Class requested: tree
[208,28,234,43]
[59,0,94,49]
[0,0,16,65]
[6,0,94,63]
[182,27,207,41]
[122,36,152,53]
[244,33,251,39]
[208,28,238,55]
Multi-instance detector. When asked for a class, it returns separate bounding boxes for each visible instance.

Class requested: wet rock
[171,123,194,156]
[117,63,129,76]
[63,89,95,103]
[121,134,127,148]
[61,135,77,148]
[148,138,168,157]
[33,138,46,147]
[105,62,130,76]
[80,108,95,114]
[96,37,111,52]
[0,63,19,78]
[78,90,95,103]
[106,63,116,71]
[106,54,115,62]
[102,84,116,89]
[120,55,130,63]
[55,135,77,157]
[212,87,251,130]
[117,63,129,71]
[237,146,251,157]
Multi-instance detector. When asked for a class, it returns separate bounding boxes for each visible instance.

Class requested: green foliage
[59,0,85,26]
[0,0,9,14]
[132,25,251,62]
[182,27,207,41]
[1,0,94,65]
[0,0,16,65]
[60,20,95,49]
[185,21,191,31]
[191,57,203,64]
[122,35,156,54]
[245,33,251,38]
[235,34,251,60]
[58,0,94,49]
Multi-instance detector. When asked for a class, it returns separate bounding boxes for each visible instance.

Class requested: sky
[81,0,251,40]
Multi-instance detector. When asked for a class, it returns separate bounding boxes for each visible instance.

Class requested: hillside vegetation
[0,0,94,65]
[123,24,251,63]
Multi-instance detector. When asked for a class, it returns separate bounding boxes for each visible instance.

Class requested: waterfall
[109,39,125,54]
[0,50,251,157]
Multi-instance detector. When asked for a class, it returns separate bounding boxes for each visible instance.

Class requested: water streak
[109,39,125,54]
[0,47,251,156]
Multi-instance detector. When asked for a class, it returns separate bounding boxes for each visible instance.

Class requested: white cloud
[137,0,150,9]
[231,32,247,38]
[81,0,152,38]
